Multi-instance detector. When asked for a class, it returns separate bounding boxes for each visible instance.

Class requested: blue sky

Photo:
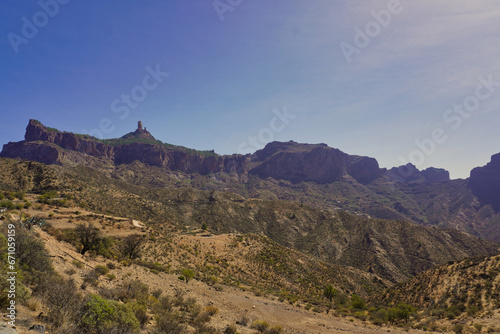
[1,1,499,179]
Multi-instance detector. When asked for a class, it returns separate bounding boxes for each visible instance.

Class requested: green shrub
[81,294,140,333]
[252,320,270,332]
[354,311,367,321]
[72,260,84,269]
[181,269,194,283]
[370,308,388,325]
[204,305,219,316]
[224,324,238,334]
[94,265,110,276]
[351,294,365,310]
[453,323,464,334]
[155,313,185,334]
[266,325,284,334]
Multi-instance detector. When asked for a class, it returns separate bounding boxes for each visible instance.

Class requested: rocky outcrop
[421,167,450,183]
[23,119,114,159]
[249,141,348,183]
[469,153,500,211]
[1,119,250,175]
[346,156,382,184]
[0,140,64,165]
[385,164,450,184]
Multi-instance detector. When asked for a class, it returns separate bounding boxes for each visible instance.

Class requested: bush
[388,303,417,324]
[370,308,388,326]
[324,284,338,303]
[237,314,250,326]
[155,313,185,334]
[224,324,238,334]
[35,276,81,328]
[80,294,140,334]
[72,260,84,269]
[266,325,284,334]
[75,223,102,255]
[194,311,212,326]
[106,262,116,270]
[453,324,464,334]
[130,301,149,328]
[94,265,110,276]
[204,305,219,316]
[115,280,149,302]
[152,288,162,299]
[120,234,144,259]
[252,320,270,332]
[181,269,194,284]
[351,294,365,310]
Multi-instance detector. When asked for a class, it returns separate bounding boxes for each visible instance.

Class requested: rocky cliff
[385,164,450,184]
[1,119,249,174]
[1,120,387,184]
[469,153,500,211]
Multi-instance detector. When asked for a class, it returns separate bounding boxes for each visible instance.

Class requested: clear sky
[1,1,499,179]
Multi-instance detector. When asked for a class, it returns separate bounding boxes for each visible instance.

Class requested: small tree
[396,303,417,323]
[182,269,194,284]
[120,234,144,259]
[351,294,366,310]
[75,223,101,255]
[323,284,338,303]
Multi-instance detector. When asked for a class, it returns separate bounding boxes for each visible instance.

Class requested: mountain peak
[121,121,155,141]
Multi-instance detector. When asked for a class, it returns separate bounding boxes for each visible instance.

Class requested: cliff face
[469,153,500,211]
[1,120,387,184]
[346,156,382,184]
[385,164,450,184]
[1,119,249,174]
[24,120,115,159]
[249,142,348,183]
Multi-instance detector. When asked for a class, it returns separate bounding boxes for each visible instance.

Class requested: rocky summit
[469,153,500,211]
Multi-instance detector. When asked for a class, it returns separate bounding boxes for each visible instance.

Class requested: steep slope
[385,254,500,317]
[469,152,500,211]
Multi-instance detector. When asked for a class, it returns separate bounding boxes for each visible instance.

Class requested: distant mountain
[1,119,386,184]
[2,119,500,243]
[469,153,500,211]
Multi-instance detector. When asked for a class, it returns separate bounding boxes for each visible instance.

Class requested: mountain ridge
[2,119,500,243]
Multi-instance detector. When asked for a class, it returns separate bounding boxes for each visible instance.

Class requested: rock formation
[1,119,394,185]
[385,164,450,184]
[469,153,500,211]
